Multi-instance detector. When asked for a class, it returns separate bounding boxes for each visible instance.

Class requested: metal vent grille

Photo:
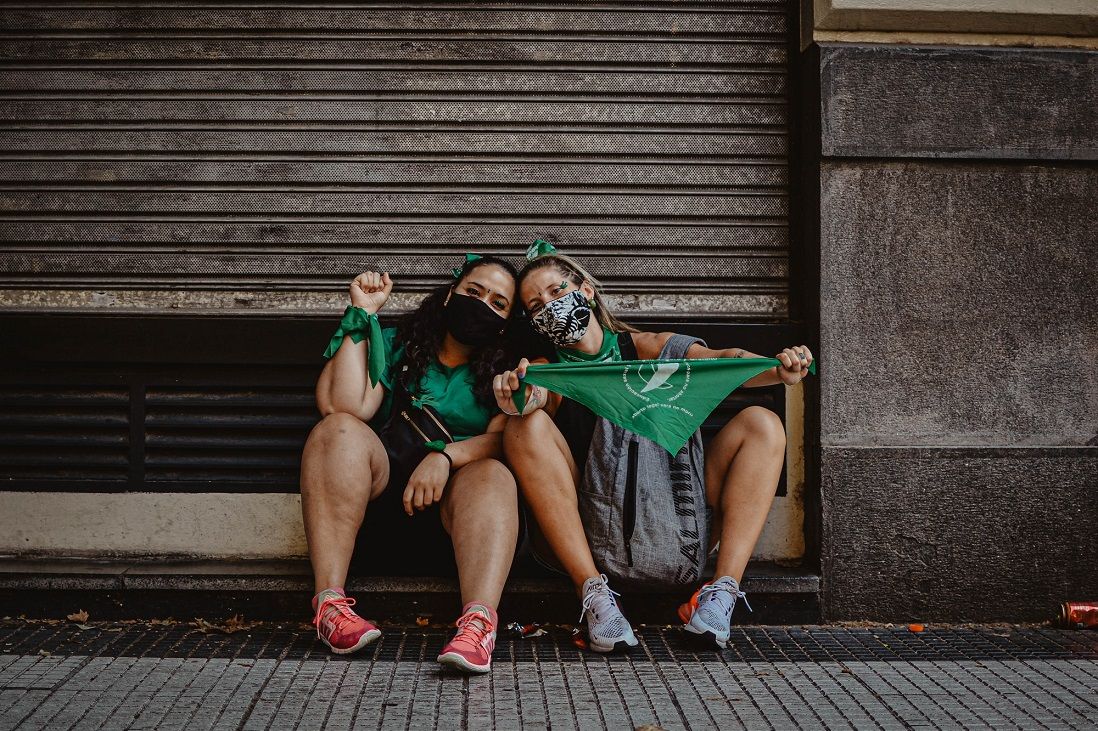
[144,384,316,489]
[0,378,781,494]
[0,315,793,494]
[0,384,131,486]
[0,355,320,493]
[0,1,791,316]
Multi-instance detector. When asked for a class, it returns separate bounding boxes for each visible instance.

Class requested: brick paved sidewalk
[2,620,1097,730]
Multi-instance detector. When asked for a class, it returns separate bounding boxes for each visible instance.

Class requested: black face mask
[444,292,507,347]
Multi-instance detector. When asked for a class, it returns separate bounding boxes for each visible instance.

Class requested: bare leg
[703,406,787,582]
[440,458,519,609]
[503,411,599,592]
[300,412,390,595]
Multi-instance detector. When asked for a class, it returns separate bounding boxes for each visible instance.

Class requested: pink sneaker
[436,603,497,674]
[311,588,381,655]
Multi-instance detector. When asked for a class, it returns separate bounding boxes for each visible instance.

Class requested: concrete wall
[815,42,1098,621]
[0,492,308,559]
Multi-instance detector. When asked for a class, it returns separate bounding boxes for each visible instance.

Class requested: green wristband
[322,305,386,387]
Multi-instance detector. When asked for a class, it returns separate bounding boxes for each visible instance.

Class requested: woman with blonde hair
[494,243,814,652]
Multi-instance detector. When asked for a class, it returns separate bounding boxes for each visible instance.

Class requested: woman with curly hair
[300,255,520,674]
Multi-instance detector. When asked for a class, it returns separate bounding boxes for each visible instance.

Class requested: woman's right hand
[493,358,531,415]
[349,271,393,314]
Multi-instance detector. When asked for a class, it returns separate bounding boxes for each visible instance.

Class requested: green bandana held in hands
[513,357,817,455]
[322,305,386,387]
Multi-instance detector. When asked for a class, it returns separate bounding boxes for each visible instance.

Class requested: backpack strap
[618,332,706,361]
[658,333,706,360]
[618,331,638,360]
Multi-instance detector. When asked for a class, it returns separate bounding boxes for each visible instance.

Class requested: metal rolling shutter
[0,2,792,494]
[0,1,790,318]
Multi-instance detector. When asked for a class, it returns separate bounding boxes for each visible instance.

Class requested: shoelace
[451,611,494,651]
[313,595,360,640]
[698,579,753,615]
[579,574,622,623]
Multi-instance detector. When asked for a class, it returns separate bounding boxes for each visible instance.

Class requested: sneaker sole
[437,651,491,674]
[587,637,638,654]
[682,623,728,650]
[321,628,382,655]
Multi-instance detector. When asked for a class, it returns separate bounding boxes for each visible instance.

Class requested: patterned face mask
[531,289,592,347]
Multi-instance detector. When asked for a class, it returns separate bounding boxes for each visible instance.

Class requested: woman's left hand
[775,345,814,385]
[402,452,452,516]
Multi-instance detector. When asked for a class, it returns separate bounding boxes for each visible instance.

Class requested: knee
[302,413,379,478]
[444,458,518,521]
[503,410,557,454]
[481,457,517,489]
[306,412,366,450]
[738,406,786,450]
[456,458,517,492]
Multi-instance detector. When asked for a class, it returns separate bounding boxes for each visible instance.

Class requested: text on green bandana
[513,357,816,454]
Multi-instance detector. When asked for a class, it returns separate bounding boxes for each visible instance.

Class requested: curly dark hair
[393,256,519,409]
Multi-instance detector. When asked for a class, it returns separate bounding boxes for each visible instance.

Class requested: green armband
[322,305,386,387]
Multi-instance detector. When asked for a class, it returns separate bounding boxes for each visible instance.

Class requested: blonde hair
[518,253,637,334]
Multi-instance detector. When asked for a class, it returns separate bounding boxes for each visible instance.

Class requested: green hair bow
[452,252,483,279]
[526,239,558,261]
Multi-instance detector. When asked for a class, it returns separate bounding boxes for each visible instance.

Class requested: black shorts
[348,437,526,577]
[349,441,459,577]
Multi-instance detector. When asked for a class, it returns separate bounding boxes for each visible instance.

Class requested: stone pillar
[810,26,1098,620]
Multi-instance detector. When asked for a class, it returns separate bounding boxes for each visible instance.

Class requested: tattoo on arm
[517,385,545,416]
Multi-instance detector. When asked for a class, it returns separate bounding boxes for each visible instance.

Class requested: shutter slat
[0,1,791,317]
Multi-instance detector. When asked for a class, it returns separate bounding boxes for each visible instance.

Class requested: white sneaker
[679,576,752,650]
[580,574,639,653]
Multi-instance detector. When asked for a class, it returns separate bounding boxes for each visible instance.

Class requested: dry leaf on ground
[66,610,89,623]
[192,615,258,634]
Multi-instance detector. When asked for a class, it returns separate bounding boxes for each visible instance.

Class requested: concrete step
[0,556,821,624]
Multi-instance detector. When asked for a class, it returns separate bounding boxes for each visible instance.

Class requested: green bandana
[514,357,817,454]
[322,305,386,387]
[526,239,558,260]
[452,252,483,279]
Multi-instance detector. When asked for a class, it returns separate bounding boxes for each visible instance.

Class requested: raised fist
[349,272,393,314]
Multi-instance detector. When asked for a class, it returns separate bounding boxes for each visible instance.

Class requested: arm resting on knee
[440,414,507,469]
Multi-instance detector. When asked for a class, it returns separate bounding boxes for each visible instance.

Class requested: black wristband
[433,449,454,471]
